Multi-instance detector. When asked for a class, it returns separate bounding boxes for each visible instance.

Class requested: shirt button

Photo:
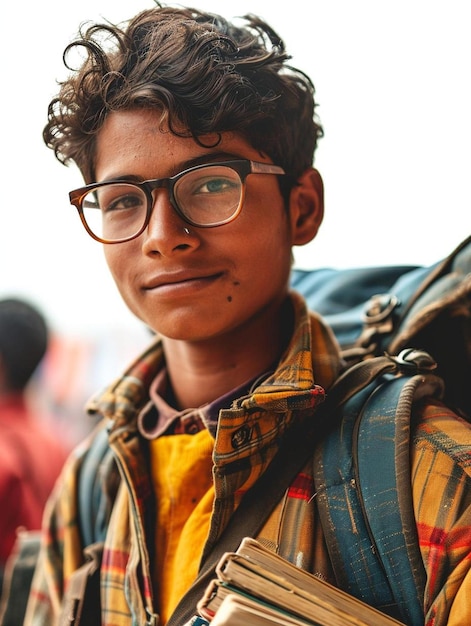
[187,422,200,434]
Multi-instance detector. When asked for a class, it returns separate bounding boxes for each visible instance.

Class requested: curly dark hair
[43,4,323,184]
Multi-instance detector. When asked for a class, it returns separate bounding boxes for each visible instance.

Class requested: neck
[162,297,294,409]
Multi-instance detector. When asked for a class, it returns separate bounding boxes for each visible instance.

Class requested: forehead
[94,109,263,181]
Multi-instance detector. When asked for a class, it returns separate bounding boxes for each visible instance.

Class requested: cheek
[104,244,136,288]
[243,210,292,263]
[224,217,292,293]
[103,247,121,280]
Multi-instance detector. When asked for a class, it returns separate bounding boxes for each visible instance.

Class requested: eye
[97,185,146,213]
[172,165,243,224]
[177,166,241,201]
[194,175,239,195]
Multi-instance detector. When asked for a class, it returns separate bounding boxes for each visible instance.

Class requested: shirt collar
[137,367,274,439]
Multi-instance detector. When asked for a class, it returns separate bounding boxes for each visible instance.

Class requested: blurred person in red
[0,298,68,590]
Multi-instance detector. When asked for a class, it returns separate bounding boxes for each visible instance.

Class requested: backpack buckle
[389,348,437,374]
[363,293,400,327]
[350,294,401,357]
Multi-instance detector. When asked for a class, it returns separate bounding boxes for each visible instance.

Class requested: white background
[1,0,469,337]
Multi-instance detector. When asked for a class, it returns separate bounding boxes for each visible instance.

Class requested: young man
[24,5,471,625]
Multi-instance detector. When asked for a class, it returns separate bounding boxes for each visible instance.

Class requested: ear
[288,167,324,246]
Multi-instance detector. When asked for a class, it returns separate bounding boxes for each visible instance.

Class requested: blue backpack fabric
[291,234,471,419]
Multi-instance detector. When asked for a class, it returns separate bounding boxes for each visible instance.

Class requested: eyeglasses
[69,159,286,244]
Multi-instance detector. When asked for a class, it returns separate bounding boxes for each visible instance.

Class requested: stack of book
[195,537,405,626]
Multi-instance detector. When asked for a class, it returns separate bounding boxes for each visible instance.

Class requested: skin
[96,109,324,409]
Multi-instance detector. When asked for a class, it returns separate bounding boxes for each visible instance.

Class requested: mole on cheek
[227,281,240,302]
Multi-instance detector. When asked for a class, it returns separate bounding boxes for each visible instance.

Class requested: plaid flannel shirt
[24,292,471,626]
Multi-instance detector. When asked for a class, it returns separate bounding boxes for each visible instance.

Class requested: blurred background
[1,0,469,446]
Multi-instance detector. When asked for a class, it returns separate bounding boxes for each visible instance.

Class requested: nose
[141,189,197,257]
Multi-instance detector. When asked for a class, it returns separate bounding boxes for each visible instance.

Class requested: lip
[143,269,224,293]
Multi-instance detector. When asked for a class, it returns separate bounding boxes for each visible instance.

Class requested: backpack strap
[77,423,116,546]
[314,365,444,625]
[58,542,102,626]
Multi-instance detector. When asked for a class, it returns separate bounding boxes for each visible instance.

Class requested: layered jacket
[24,293,471,626]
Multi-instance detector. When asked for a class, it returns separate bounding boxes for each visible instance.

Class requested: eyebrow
[97,152,245,185]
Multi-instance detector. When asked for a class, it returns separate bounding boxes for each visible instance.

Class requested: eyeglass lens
[81,164,243,241]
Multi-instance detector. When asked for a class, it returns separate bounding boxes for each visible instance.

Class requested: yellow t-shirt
[150,428,215,623]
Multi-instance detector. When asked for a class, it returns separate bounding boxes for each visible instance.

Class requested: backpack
[1,236,469,625]
[291,234,471,624]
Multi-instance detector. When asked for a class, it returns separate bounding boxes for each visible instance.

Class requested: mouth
[143,271,224,294]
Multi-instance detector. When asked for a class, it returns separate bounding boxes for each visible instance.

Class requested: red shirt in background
[0,394,68,564]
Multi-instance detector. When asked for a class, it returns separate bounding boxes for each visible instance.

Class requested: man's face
[95,109,296,344]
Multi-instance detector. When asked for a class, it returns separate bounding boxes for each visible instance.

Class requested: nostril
[175,242,192,251]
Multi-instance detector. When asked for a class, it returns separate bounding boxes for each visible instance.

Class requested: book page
[210,593,317,626]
